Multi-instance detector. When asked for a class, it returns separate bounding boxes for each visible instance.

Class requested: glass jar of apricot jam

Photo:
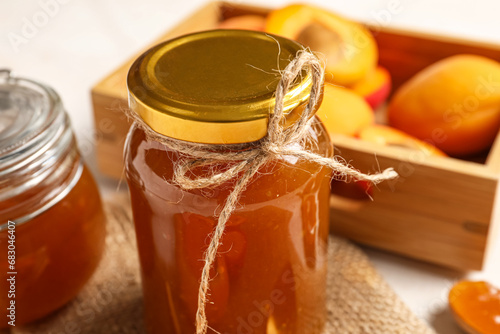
[125,30,332,334]
[0,70,106,327]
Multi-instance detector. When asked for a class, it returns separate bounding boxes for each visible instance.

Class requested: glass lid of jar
[0,69,61,159]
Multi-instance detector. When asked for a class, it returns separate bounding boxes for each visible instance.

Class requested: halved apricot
[316,83,374,137]
[359,125,447,157]
[265,4,378,85]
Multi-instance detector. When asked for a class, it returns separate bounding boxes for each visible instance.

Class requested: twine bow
[127,50,398,334]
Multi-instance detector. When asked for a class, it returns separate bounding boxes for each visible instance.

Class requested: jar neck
[0,101,82,226]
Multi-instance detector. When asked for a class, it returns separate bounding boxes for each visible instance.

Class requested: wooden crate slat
[91,1,500,270]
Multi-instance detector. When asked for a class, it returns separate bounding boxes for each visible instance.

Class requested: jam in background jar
[0,70,106,327]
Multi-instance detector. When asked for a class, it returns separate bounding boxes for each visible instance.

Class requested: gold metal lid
[127,30,316,144]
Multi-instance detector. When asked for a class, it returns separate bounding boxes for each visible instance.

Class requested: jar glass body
[125,119,332,334]
[0,73,106,327]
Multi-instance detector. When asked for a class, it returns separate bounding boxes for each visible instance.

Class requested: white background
[2,0,500,332]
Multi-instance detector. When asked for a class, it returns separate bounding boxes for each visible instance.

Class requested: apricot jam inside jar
[125,30,332,334]
[0,70,106,327]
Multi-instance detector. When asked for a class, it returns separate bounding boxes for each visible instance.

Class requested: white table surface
[2,0,500,332]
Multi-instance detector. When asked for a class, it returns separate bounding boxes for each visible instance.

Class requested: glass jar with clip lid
[0,69,106,327]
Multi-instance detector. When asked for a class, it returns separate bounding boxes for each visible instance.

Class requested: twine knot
[127,49,398,334]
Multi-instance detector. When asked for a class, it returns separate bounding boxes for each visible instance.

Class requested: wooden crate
[91,1,500,270]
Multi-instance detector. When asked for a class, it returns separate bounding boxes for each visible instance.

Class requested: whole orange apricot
[388,54,500,156]
[316,84,374,137]
[265,4,378,86]
[350,66,391,109]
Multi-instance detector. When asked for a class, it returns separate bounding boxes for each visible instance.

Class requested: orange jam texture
[125,120,332,334]
[450,281,500,334]
[0,166,106,327]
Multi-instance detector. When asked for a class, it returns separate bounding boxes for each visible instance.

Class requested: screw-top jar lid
[127,30,316,144]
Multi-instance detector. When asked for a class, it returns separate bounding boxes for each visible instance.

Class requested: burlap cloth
[6,195,436,334]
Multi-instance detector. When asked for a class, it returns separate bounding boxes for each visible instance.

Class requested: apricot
[331,178,373,201]
[316,84,374,137]
[359,125,447,157]
[449,281,500,334]
[217,15,266,31]
[265,4,378,86]
[388,54,500,156]
[350,66,391,109]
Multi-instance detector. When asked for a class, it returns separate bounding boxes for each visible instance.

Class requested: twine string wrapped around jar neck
[127,50,398,334]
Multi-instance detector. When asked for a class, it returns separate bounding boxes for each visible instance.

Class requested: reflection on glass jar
[0,70,106,327]
[124,31,333,334]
